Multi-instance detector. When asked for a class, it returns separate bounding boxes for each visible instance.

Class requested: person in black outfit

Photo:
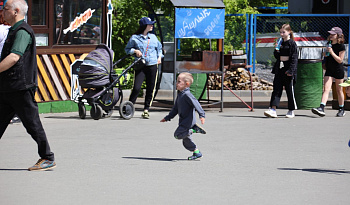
[0,0,55,171]
[312,27,346,117]
[125,17,163,119]
[264,24,298,118]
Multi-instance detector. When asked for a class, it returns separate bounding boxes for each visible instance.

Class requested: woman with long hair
[125,17,163,119]
[264,24,298,118]
[312,27,346,117]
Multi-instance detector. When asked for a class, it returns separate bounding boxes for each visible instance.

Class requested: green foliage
[224,0,257,14]
[223,0,287,53]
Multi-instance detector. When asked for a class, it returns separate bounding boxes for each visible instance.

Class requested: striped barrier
[35,53,88,103]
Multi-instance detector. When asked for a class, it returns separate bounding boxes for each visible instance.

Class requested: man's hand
[200,117,205,124]
[160,118,166,122]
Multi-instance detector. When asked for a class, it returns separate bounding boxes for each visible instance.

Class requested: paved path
[1,102,349,205]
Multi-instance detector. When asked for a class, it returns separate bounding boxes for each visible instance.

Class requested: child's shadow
[0,168,31,171]
[122,157,188,162]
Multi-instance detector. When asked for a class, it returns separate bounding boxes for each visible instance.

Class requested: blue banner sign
[175,8,225,39]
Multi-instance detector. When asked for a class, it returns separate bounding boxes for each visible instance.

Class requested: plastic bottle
[275,38,283,51]
[326,41,332,56]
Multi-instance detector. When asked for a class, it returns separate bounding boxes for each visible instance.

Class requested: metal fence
[225,14,350,76]
[250,14,350,75]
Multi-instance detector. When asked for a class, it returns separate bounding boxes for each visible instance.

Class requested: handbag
[133,38,150,71]
[134,58,146,71]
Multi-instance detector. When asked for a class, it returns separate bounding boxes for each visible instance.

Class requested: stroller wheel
[119,101,134,120]
[91,104,103,120]
[78,102,86,119]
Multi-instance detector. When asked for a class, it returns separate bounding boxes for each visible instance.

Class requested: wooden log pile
[208,67,273,90]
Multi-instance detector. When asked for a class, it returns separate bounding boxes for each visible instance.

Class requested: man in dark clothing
[0,0,56,171]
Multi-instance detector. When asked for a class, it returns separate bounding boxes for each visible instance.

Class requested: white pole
[107,0,113,49]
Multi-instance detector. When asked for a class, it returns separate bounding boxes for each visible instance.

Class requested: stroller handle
[95,57,142,102]
[113,54,131,67]
[113,54,142,67]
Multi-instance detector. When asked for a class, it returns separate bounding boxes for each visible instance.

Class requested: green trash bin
[190,73,207,100]
[294,59,323,109]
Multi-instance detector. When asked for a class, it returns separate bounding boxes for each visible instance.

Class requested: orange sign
[63,8,95,34]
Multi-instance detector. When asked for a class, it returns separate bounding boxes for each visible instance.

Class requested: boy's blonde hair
[179,72,194,85]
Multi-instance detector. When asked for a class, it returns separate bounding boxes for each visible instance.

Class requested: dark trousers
[129,64,158,110]
[0,89,54,161]
[270,71,297,111]
[174,126,196,152]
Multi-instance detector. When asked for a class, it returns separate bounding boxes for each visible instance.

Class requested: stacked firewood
[208,67,273,90]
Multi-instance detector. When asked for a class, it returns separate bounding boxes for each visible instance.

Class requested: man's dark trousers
[0,89,54,161]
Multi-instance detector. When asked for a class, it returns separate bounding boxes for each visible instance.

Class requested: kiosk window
[54,0,102,45]
[32,0,46,25]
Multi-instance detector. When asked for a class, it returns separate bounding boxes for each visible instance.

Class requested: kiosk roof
[170,0,225,8]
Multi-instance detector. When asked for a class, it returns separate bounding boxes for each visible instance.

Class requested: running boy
[160,72,206,160]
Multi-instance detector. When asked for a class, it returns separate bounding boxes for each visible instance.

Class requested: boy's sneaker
[336,109,345,117]
[141,110,149,119]
[10,116,21,124]
[286,110,295,118]
[28,159,56,171]
[188,151,202,160]
[191,123,206,134]
[264,108,277,118]
[311,107,325,117]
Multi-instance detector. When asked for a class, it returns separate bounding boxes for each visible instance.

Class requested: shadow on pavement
[0,169,28,171]
[278,168,350,175]
[122,157,189,162]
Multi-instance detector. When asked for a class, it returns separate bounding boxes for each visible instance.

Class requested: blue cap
[139,17,156,26]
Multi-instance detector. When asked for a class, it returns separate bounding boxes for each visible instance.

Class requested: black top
[273,39,298,76]
[325,43,345,70]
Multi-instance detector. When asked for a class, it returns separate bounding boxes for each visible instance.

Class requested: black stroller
[76,44,140,120]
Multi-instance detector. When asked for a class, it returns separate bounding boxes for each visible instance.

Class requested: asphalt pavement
[1,97,350,205]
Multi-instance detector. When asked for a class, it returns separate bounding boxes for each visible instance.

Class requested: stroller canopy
[79,44,114,88]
